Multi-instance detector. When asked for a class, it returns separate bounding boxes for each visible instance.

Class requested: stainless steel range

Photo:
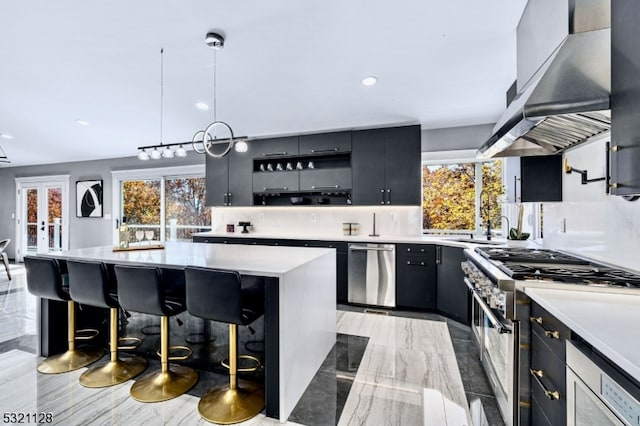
[461,246,640,426]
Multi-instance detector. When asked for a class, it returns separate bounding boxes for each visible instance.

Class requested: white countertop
[193,230,525,249]
[48,241,333,277]
[525,287,640,382]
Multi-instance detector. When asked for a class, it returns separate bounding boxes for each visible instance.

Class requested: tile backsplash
[543,134,640,271]
[210,206,422,238]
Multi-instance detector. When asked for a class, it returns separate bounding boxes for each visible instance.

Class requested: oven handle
[471,290,512,334]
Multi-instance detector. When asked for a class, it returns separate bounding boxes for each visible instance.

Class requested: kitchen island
[40,241,336,422]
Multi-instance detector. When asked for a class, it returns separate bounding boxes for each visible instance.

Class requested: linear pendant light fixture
[137,48,188,160]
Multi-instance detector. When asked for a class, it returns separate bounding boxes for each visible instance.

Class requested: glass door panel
[121,179,161,244]
[47,186,63,251]
[25,188,39,255]
[164,177,211,241]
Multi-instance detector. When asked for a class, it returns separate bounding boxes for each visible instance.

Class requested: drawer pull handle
[530,316,561,340]
[406,261,425,266]
[530,369,560,401]
[262,152,288,157]
[263,187,288,191]
[407,248,425,252]
[310,148,339,153]
[311,185,339,189]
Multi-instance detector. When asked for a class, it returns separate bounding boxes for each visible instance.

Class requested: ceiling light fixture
[137,48,182,160]
[0,145,10,164]
[195,102,209,110]
[75,119,89,125]
[362,76,377,86]
[0,133,14,139]
[191,32,245,158]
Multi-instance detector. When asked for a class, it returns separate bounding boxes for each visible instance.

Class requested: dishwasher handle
[348,244,394,252]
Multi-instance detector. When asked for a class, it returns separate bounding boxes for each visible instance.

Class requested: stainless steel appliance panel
[567,341,640,426]
[348,243,395,307]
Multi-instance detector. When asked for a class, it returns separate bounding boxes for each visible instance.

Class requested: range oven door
[473,290,516,426]
[465,277,483,350]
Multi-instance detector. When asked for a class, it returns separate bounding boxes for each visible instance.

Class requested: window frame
[110,164,208,245]
[421,152,503,235]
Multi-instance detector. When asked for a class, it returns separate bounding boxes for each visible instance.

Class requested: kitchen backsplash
[210,206,422,238]
[543,134,640,271]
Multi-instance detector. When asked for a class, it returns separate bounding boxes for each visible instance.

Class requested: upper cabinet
[505,155,563,202]
[205,149,253,207]
[205,125,421,207]
[351,125,421,205]
[611,0,640,196]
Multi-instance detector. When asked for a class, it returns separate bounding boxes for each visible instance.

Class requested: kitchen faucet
[480,189,492,241]
[500,215,510,238]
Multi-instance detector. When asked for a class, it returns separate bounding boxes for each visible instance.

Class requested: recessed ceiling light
[75,119,89,126]
[195,102,209,110]
[361,76,377,86]
[0,133,13,139]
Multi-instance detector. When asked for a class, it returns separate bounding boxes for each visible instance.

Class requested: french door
[15,176,70,262]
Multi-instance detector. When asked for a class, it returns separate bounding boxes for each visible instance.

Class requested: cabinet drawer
[252,172,299,193]
[299,132,351,154]
[252,136,299,158]
[530,302,571,360]
[397,244,434,258]
[299,168,352,191]
[531,330,566,396]
[531,374,566,426]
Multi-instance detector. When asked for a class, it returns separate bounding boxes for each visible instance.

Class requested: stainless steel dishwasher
[347,243,396,307]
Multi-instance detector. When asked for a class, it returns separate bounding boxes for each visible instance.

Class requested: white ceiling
[0,0,526,167]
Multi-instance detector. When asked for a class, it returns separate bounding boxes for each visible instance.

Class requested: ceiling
[0,0,527,167]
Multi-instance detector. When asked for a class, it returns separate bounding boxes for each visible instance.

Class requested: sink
[446,237,505,246]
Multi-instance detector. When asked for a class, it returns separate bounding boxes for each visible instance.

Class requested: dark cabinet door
[351,129,387,205]
[396,244,436,310]
[205,154,229,206]
[252,136,299,158]
[299,131,351,155]
[520,155,563,202]
[436,246,470,325]
[227,149,254,206]
[299,169,352,191]
[612,0,640,196]
[384,126,421,205]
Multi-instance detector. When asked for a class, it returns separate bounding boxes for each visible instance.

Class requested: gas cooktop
[474,247,640,288]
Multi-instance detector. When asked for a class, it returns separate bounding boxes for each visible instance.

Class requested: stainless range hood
[478,0,611,158]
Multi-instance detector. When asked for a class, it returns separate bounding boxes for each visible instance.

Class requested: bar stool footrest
[221,354,262,373]
[76,328,100,340]
[118,336,142,351]
[156,345,193,361]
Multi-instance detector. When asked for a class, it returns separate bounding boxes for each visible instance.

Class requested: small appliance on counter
[238,221,252,233]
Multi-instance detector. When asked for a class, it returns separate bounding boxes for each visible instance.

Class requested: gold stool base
[198,381,265,424]
[37,347,103,374]
[130,365,198,403]
[79,356,147,388]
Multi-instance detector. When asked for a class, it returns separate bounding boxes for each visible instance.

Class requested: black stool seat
[24,256,103,374]
[0,239,12,280]
[67,259,147,388]
[114,264,197,403]
[185,267,266,425]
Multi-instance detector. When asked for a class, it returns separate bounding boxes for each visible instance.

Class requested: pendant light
[191,32,237,158]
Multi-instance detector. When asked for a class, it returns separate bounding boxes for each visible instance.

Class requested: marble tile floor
[0,266,500,425]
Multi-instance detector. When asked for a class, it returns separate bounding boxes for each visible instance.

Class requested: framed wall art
[76,179,103,217]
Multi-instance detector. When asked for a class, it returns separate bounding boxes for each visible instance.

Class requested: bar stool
[24,256,103,374]
[114,264,198,402]
[0,239,11,280]
[66,259,147,387]
[185,267,265,424]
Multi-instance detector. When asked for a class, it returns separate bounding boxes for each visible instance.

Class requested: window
[112,166,211,243]
[422,159,503,233]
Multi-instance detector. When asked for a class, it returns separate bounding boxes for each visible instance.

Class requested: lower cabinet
[436,246,470,325]
[530,301,571,426]
[396,244,436,310]
[193,236,348,303]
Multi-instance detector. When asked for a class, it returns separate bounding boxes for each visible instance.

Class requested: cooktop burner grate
[475,247,590,264]
[499,263,640,288]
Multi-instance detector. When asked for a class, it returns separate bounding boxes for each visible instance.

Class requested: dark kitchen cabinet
[193,236,348,303]
[252,171,299,193]
[505,155,563,203]
[299,168,351,191]
[351,125,421,206]
[299,131,351,155]
[205,149,253,207]
[611,0,640,196]
[436,246,470,325]
[396,244,436,310]
[252,136,299,158]
[529,301,570,426]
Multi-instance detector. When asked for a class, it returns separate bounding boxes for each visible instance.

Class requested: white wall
[543,134,640,270]
[210,206,422,238]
